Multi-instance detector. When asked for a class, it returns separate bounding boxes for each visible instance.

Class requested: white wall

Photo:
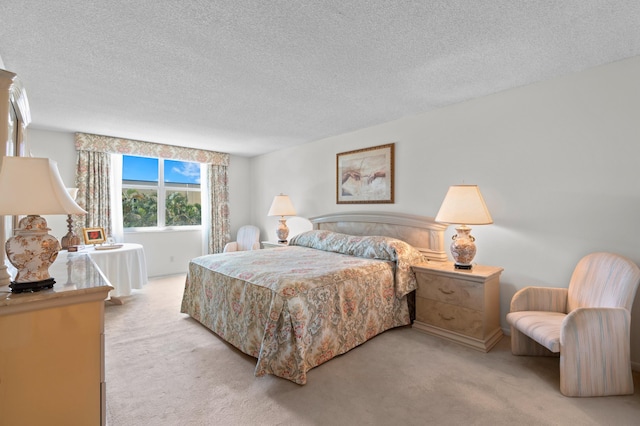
[250,56,640,366]
[28,129,78,241]
[27,129,253,277]
[122,229,202,277]
[227,155,255,239]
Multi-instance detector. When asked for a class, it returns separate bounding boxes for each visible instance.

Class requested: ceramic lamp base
[276,217,290,243]
[5,215,61,290]
[61,232,81,250]
[450,224,477,269]
[60,213,81,249]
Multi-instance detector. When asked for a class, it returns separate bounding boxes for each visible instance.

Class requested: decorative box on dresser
[0,251,112,425]
[412,261,504,352]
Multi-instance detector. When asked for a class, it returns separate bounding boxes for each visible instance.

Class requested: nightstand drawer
[415,297,483,339]
[414,271,484,311]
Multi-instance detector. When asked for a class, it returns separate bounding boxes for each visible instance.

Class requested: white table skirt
[86,243,148,297]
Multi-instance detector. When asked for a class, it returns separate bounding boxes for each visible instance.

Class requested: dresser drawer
[415,297,483,339]
[414,271,484,311]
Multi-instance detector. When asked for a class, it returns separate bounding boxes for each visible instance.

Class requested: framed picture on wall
[336,143,395,204]
[83,227,106,245]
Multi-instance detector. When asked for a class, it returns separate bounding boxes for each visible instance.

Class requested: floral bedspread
[180,230,425,384]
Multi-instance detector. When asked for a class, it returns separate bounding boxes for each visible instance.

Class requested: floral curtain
[75,150,112,235]
[75,132,230,253]
[208,163,230,254]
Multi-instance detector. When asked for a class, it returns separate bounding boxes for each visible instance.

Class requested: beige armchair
[506,252,640,397]
[223,225,261,253]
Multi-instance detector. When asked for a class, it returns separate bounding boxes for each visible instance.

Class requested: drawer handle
[438,287,455,295]
[439,313,455,321]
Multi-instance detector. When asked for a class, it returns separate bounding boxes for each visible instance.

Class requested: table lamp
[60,187,82,250]
[435,185,493,270]
[0,157,87,293]
[267,194,296,243]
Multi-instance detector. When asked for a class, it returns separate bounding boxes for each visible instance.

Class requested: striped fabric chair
[506,252,640,397]
[223,225,261,253]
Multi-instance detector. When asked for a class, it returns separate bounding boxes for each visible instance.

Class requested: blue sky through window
[123,156,158,182]
[122,156,200,184]
[165,159,201,184]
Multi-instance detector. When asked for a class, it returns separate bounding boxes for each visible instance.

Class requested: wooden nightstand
[412,261,503,352]
[261,241,288,249]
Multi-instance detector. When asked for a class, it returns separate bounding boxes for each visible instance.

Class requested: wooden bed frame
[309,211,448,262]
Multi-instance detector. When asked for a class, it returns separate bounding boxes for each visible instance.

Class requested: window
[122,155,201,229]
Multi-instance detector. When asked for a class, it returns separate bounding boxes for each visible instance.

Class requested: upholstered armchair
[223,225,261,253]
[506,252,640,397]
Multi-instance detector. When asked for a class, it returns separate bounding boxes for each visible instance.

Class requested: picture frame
[337,143,395,204]
[83,227,106,245]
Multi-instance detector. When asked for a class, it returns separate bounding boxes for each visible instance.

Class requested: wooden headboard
[309,211,448,262]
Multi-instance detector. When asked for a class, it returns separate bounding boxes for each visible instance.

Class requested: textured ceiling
[1,1,639,157]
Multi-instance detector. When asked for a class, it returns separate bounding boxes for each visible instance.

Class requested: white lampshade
[267,194,296,217]
[435,185,493,225]
[66,187,79,201]
[0,157,86,215]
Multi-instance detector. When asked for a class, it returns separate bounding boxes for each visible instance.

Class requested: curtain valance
[75,132,229,166]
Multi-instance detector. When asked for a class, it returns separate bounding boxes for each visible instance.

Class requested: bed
[180,212,447,384]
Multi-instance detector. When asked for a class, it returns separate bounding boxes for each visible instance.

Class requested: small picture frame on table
[83,227,106,245]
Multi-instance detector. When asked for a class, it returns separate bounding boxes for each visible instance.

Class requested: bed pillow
[289,230,424,296]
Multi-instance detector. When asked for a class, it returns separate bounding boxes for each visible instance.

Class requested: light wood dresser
[412,261,503,352]
[0,251,112,425]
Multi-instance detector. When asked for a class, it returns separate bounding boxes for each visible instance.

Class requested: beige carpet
[105,275,640,426]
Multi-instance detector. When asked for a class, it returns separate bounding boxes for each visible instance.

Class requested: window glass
[165,190,201,226]
[122,155,201,229]
[122,188,158,227]
[164,160,201,184]
[123,156,158,182]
